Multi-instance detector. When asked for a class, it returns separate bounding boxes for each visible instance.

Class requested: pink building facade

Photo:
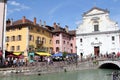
[52,23,76,54]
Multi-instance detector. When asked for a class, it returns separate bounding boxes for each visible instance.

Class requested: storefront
[28,52,35,63]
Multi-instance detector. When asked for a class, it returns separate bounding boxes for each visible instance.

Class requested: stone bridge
[98,60,120,69]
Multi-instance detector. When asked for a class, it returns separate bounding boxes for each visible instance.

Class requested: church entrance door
[94,46,99,56]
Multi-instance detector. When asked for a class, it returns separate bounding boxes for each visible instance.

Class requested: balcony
[36,40,43,45]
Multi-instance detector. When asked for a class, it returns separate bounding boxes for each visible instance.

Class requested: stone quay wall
[0,61,98,77]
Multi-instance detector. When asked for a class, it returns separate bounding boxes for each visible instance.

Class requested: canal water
[0,69,118,80]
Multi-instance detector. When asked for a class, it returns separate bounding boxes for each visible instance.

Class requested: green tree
[63,52,67,58]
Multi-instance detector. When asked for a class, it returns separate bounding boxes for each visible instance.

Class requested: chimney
[34,17,36,25]
[10,18,13,25]
[65,25,69,33]
[6,19,11,25]
[22,16,26,23]
[43,21,46,27]
[53,22,57,29]
[39,19,42,26]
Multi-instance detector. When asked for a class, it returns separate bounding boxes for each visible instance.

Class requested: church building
[76,7,120,58]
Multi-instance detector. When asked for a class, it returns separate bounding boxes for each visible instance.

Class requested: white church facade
[76,7,120,58]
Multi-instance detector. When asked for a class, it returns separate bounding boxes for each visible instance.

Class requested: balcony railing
[36,40,43,45]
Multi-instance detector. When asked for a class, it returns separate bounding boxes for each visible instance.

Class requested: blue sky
[7,0,120,30]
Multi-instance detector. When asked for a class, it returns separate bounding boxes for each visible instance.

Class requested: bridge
[98,59,120,69]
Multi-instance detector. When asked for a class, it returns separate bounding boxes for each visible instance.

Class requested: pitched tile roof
[13,19,33,25]
[69,30,76,36]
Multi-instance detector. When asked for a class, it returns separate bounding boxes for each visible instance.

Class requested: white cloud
[8,1,20,6]
[20,5,30,10]
[7,1,30,15]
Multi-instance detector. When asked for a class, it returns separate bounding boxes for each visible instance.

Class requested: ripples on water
[0,69,118,80]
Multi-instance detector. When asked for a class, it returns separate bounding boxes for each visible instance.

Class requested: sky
[6,0,120,30]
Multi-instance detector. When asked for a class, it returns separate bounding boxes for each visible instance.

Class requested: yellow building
[5,16,53,57]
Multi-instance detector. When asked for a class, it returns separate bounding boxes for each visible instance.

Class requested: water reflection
[0,69,117,80]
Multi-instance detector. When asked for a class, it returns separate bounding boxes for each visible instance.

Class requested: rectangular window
[42,37,46,44]
[80,38,82,42]
[11,36,15,41]
[16,46,20,51]
[112,36,115,41]
[29,35,34,41]
[56,40,59,44]
[17,35,21,41]
[49,40,52,44]
[70,43,73,47]
[94,25,99,31]
[11,46,15,51]
[37,36,41,41]
[6,36,9,42]
[29,35,32,41]
[56,47,59,52]
[29,26,33,30]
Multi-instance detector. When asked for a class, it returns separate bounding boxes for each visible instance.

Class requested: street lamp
[75,46,77,67]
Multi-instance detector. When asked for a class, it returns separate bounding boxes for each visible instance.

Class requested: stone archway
[99,61,120,69]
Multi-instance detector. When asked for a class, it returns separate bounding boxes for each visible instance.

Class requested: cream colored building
[6,16,53,57]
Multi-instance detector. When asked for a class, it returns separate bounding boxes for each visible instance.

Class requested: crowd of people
[0,52,120,68]
[0,54,78,68]
[84,52,120,62]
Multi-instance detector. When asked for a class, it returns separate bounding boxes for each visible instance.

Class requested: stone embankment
[0,61,98,77]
